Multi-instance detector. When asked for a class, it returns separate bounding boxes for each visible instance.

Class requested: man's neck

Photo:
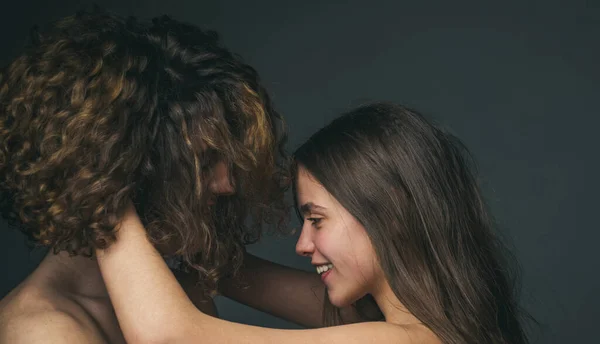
[39,250,109,300]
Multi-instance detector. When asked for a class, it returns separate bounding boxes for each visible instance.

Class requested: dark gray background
[1,1,598,343]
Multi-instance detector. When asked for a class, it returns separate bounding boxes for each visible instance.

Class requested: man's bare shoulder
[0,309,105,344]
[0,284,106,344]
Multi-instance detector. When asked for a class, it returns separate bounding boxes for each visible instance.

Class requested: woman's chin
[327,290,358,309]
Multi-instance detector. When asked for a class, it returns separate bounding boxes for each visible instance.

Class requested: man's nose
[209,161,235,196]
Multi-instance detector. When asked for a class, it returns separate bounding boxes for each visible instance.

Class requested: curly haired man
[0,9,290,343]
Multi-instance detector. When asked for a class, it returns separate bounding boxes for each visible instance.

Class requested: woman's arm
[95,205,416,344]
[95,203,196,344]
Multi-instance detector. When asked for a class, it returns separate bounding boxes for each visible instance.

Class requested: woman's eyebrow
[299,202,327,214]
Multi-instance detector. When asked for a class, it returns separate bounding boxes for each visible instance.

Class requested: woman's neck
[372,280,421,326]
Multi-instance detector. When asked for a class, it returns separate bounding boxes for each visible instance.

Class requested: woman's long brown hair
[293,103,530,343]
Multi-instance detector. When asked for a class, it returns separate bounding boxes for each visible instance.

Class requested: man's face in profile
[155,160,236,256]
[205,160,236,204]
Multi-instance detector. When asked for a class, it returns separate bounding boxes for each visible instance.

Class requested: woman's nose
[295,224,315,257]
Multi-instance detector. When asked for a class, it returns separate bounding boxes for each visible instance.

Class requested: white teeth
[316,263,333,274]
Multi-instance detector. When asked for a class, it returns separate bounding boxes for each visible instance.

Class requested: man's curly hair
[0,10,289,294]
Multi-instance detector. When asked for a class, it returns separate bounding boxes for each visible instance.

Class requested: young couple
[0,10,530,344]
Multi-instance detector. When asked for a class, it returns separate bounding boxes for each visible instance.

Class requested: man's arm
[175,270,219,317]
[217,253,372,328]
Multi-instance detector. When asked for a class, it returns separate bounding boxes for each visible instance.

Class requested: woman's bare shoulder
[307,321,441,344]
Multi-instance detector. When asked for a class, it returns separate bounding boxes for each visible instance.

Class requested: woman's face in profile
[294,165,384,308]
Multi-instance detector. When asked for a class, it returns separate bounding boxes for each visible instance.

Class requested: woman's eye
[307,217,322,226]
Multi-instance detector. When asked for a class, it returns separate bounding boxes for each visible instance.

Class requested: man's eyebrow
[299,202,326,214]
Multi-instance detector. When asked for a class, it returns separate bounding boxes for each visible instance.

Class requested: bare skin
[0,239,370,343]
[0,251,217,344]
